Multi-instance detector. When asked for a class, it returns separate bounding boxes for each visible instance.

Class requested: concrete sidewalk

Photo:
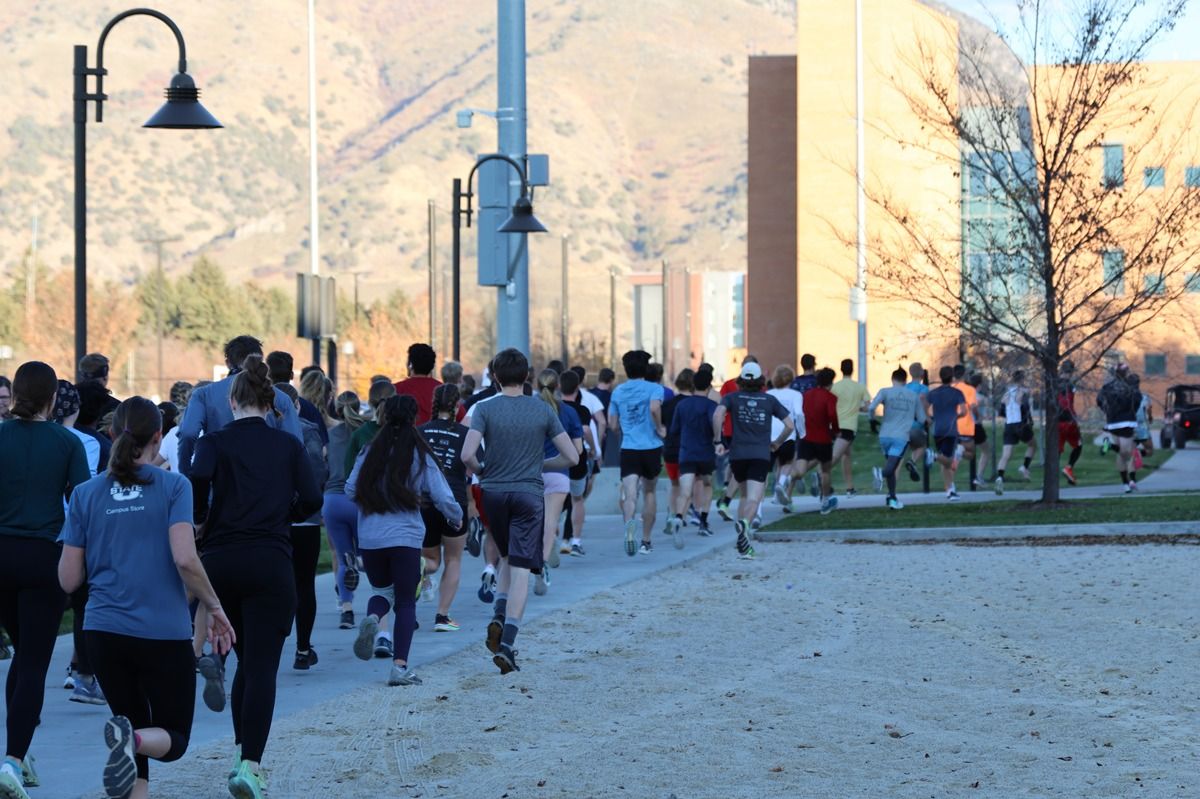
[1,510,734,799]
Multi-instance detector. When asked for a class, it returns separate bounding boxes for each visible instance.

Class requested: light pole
[136,233,181,398]
[450,155,547,362]
[74,8,220,368]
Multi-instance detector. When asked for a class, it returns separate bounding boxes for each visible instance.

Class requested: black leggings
[882,455,902,498]
[85,632,195,781]
[289,525,321,652]
[202,547,295,764]
[362,546,420,664]
[71,585,95,675]
[0,536,66,760]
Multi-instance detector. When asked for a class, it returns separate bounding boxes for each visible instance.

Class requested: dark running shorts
[1003,423,1034,446]
[908,426,927,448]
[772,439,796,466]
[421,504,467,549]
[934,436,958,459]
[798,440,833,465]
[620,448,663,480]
[1057,422,1081,451]
[974,425,987,444]
[480,491,545,571]
[679,460,715,477]
[837,429,856,443]
[1109,427,1134,439]
[730,459,770,484]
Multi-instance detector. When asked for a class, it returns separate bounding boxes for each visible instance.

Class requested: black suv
[1160,384,1200,449]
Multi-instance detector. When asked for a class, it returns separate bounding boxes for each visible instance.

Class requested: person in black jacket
[1097,363,1142,492]
[188,354,322,798]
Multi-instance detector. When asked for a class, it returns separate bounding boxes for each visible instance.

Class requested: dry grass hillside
[0,0,795,361]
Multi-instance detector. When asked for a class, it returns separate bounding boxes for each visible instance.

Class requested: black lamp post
[451,154,547,361]
[74,8,220,369]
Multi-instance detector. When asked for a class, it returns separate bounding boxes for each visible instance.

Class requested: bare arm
[59,545,86,594]
[712,405,727,456]
[170,522,235,655]
[772,415,795,451]
[608,406,621,435]
[651,398,665,438]
[543,431,580,471]
[461,428,484,474]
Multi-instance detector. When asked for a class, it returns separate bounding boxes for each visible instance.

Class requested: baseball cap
[740,362,763,381]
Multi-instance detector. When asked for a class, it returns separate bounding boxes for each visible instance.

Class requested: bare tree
[863,0,1200,502]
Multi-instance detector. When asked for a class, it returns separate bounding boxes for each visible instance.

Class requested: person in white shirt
[767,366,806,513]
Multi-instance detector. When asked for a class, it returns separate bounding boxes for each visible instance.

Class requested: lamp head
[498,194,547,234]
[456,109,474,128]
[143,72,222,130]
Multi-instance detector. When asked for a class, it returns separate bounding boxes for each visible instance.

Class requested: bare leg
[641,477,658,542]
[739,480,766,522]
[696,475,713,513]
[676,473,696,517]
[832,438,853,490]
[569,493,586,541]
[543,492,568,561]
[620,474,640,522]
[497,558,531,621]
[437,535,464,617]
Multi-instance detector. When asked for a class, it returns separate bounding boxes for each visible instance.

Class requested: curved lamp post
[74,8,220,369]
[450,154,547,360]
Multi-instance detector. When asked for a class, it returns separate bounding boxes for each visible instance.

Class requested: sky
[940,0,1200,61]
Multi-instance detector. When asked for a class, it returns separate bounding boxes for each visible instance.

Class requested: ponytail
[11,361,58,420]
[537,368,560,414]
[431,383,461,419]
[352,395,432,516]
[108,397,162,486]
[335,391,369,431]
[230,353,280,418]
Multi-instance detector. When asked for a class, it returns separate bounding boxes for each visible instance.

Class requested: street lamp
[450,154,547,361]
[74,8,220,368]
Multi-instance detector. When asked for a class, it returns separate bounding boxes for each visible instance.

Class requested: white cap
[740,362,763,381]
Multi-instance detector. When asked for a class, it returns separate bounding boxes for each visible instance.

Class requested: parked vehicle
[1160,384,1200,449]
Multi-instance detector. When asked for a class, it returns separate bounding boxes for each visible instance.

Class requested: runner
[393,343,441,425]
[868,367,924,509]
[830,359,870,496]
[268,351,328,446]
[767,366,805,513]
[660,369,692,539]
[608,350,666,556]
[348,394,462,685]
[418,385,471,631]
[995,369,1037,494]
[1097,364,1141,492]
[904,362,931,482]
[968,372,991,484]
[559,370,599,556]
[325,391,367,630]
[668,369,719,537]
[712,362,794,559]
[793,367,840,514]
[58,396,235,799]
[188,354,323,798]
[1055,361,1083,485]
[1131,374,1154,471]
[927,366,968,500]
[461,348,577,674]
[715,356,758,520]
[951,365,979,487]
[533,369,583,593]
[789,353,818,393]
[0,362,91,799]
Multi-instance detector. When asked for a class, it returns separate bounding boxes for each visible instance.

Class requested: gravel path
[150,541,1199,798]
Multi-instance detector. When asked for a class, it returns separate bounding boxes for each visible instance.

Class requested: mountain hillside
[0,0,795,358]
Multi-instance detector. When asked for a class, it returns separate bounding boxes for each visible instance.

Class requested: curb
[755,520,1200,543]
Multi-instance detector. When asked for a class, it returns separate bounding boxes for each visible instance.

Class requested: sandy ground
[149,541,1199,799]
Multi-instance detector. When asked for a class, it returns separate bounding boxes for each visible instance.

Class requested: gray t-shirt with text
[721,391,789,462]
[470,394,565,495]
[870,385,924,440]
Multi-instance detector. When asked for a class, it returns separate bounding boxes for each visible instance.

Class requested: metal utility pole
[661,259,669,368]
[136,234,181,398]
[496,0,530,354]
[307,0,322,370]
[853,0,868,386]
[428,199,437,348]
[452,178,462,361]
[560,233,569,363]
[683,266,692,365]
[609,266,617,367]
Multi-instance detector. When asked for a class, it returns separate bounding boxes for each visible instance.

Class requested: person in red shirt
[393,343,441,425]
[793,367,840,514]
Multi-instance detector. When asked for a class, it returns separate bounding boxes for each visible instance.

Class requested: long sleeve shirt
[189,417,322,557]
[176,374,303,476]
[345,449,462,551]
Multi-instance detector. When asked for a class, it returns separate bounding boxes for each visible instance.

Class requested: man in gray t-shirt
[868,367,924,508]
[462,349,576,675]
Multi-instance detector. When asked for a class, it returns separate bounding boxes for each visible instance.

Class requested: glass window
[1144,354,1166,376]
[1186,167,1200,188]
[1144,274,1166,295]
[1186,273,1200,292]
[967,153,989,197]
[1187,355,1200,375]
[1102,250,1125,295]
[1102,144,1124,189]
[1144,167,1165,188]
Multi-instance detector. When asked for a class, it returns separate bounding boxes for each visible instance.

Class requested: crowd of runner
[0,338,1160,799]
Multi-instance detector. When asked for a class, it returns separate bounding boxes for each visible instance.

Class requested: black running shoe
[196,654,226,713]
[465,517,484,558]
[493,645,520,674]
[904,461,920,482]
[486,617,504,654]
[342,552,360,592]
[339,609,355,630]
[103,716,137,799]
[293,648,319,670]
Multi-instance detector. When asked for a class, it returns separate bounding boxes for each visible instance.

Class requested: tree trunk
[1041,370,1062,503]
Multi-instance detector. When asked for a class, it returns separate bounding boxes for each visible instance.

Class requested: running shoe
[638,541,653,555]
[947,488,960,501]
[478,571,496,603]
[434,615,459,632]
[196,654,227,713]
[994,476,1004,495]
[1132,447,1144,471]
[342,551,360,592]
[534,569,549,596]
[1062,466,1076,485]
[228,759,268,799]
[819,496,838,515]
[953,443,965,463]
[750,516,762,532]
[925,448,936,467]
[905,461,920,482]
[773,480,791,508]
[560,539,573,555]
[465,517,484,558]
[547,542,561,569]
[808,473,820,497]
[688,506,702,526]
[734,520,751,556]
[871,467,884,493]
[374,636,394,659]
[387,666,423,686]
[293,649,319,671]
[71,676,106,706]
[716,497,733,521]
[845,488,858,498]
[486,618,504,654]
[339,609,355,630]
[0,761,29,799]
[64,665,76,690]
[886,497,904,510]
[353,615,380,661]
[416,557,428,600]
[697,523,714,537]
[737,545,757,560]
[570,543,586,557]
[1018,465,1031,480]
[623,519,638,557]
[672,516,685,550]
[102,715,136,799]
[493,645,520,674]
[1124,480,1138,493]
[19,757,38,789]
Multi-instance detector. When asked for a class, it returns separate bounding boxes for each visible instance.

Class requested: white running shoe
[1019,465,1031,480]
[871,467,884,493]
[994,476,1004,495]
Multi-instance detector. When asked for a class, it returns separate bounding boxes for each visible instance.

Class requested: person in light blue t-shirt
[58,397,234,799]
[608,350,666,557]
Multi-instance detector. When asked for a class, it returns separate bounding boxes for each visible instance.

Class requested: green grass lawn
[763,494,1200,532]
[743,416,1175,496]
